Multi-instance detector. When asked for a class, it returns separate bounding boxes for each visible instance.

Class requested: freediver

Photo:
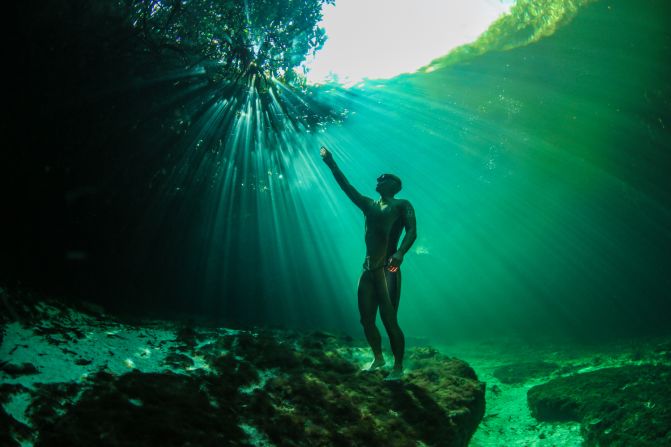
[320,146,417,381]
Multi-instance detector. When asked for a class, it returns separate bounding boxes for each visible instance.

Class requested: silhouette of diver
[320,146,417,381]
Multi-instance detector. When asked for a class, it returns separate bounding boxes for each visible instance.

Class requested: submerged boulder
[527,365,671,446]
[1,362,40,378]
[32,371,246,447]
[0,294,485,446]
[17,329,484,447]
[492,361,559,384]
[0,384,32,447]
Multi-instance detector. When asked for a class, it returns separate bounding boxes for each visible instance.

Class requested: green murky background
[257,0,671,342]
[5,0,670,344]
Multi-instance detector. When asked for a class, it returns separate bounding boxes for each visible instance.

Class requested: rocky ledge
[0,293,485,446]
[527,365,671,446]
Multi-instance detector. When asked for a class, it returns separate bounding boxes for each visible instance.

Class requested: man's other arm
[387,200,417,272]
[397,200,417,255]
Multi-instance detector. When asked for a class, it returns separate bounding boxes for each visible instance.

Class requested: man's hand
[320,146,333,163]
[387,252,404,272]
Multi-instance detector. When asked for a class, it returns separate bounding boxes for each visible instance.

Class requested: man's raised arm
[320,146,370,211]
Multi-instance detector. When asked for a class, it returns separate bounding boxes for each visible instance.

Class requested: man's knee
[360,315,376,328]
[379,309,399,330]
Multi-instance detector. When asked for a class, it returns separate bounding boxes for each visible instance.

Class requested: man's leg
[374,270,405,378]
[358,271,384,369]
[385,268,402,311]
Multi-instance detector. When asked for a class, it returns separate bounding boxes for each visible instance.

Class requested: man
[320,146,417,381]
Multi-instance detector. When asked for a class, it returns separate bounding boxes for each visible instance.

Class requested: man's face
[376,174,399,194]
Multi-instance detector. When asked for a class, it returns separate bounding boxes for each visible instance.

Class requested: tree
[120,0,339,130]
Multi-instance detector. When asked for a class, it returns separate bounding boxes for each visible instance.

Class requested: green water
[273,0,671,341]
[6,0,669,345]
[3,2,671,445]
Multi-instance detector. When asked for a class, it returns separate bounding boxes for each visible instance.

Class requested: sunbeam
[6,0,670,345]
[5,0,671,444]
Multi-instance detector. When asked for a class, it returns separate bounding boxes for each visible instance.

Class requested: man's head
[376,173,402,196]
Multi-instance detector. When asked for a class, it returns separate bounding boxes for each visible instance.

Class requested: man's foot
[384,367,404,381]
[363,357,386,371]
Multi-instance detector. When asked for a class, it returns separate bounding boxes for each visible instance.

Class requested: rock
[34,324,85,345]
[527,365,671,446]
[23,330,484,447]
[31,371,245,447]
[1,362,39,378]
[0,294,485,446]
[410,346,439,360]
[0,384,33,447]
[163,352,195,369]
[492,361,559,384]
[77,301,106,316]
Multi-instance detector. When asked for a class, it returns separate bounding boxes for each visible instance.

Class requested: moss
[235,338,485,447]
[33,371,247,447]
[209,353,259,389]
[264,413,306,445]
[233,331,302,370]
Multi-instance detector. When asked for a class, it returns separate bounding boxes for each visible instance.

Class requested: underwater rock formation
[0,297,485,446]
[492,361,559,384]
[0,362,39,378]
[527,365,671,446]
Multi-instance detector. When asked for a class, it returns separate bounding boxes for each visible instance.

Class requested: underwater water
[306,3,671,439]
[8,0,668,340]
[310,0,671,342]
[2,0,671,445]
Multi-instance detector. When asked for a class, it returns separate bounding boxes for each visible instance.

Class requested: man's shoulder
[394,198,414,208]
[359,196,376,211]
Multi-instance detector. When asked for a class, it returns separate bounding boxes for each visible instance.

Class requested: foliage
[421,0,596,71]
[121,0,334,90]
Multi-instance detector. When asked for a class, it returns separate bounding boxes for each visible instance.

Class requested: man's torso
[363,198,406,267]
